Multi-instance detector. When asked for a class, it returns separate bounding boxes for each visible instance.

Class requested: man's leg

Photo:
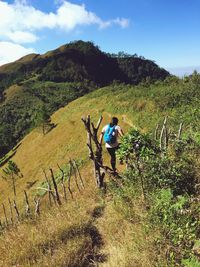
[107,148,116,171]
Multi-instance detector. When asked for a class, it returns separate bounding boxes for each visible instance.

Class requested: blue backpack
[103,125,116,144]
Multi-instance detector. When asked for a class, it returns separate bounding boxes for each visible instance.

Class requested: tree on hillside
[34,105,52,135]
[2,160,23,197]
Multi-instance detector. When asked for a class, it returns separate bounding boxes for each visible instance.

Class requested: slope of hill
[0,74,199,266]
[0,40,170,157]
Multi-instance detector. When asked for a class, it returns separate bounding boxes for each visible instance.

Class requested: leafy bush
[117,128,197,196]
[150,189,200,265]
[115,127,200,266]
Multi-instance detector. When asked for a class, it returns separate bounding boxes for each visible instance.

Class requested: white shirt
[102,125,122,148]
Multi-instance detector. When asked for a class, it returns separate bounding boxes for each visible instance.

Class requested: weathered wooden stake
[2,204,8,227]
[24,190,30,216]
[34,198,40,216]
[68,162,73,199]
[50,168,61,205]
[8,198,13,224]
[11,173,17,197]
[160,117,167,151]
[43,169,56,206]
[70,160,81,192]
[73,160,85,189]
[164,125,168,150]
[13,200,20,221]
[57,164,67,201]
[177,122,183,140]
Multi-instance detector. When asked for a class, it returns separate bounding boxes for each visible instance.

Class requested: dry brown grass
[0,184,160,267]
[95,196,159,267]
[0,181,101,266]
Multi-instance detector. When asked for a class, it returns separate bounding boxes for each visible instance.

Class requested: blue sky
[0,0,200,75]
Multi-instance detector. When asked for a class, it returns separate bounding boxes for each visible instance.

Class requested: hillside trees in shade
[2,160,22,196]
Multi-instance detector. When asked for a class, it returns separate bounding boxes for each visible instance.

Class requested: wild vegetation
[115,127,200,266]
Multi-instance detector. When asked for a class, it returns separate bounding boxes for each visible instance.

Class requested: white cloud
[0,41,35,66]
[0,1,129,65]
[7,31,38,43]
[0,1,130,44]
[98,17,130,30]
[114,18,130,29]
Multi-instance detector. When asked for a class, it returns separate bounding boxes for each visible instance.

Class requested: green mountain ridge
[0,40,169,157]
[0,40,169,91]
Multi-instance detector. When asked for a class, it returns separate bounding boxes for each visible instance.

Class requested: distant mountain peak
[0,40,169,89]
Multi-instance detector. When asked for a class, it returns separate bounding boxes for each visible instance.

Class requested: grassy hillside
[0,40,170,158]
[0,75,199,266]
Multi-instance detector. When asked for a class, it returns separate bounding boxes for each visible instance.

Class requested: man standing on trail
[99,117,124,173]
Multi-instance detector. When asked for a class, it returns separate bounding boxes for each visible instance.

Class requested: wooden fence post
[160,117,167,151]
[34,198,40,216]
[164,125,168,150]
[13,200,20,222]
[2,204,8,227]
[50,168,61,205]
[43,169,56,206]
[73,160,85,189]
[177,122,183,140]
[24,190,30,216]
[70,160,81,192]
[8,198,13,224]
[57,164,67,201]
[67,162,73,199]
